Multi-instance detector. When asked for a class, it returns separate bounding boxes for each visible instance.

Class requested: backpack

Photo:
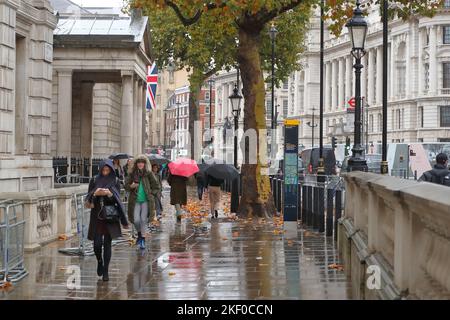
[422,171,450,186]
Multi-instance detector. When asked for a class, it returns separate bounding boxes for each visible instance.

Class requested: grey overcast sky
[71,0,125,7]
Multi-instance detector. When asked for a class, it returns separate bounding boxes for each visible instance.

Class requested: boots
[215,210,218,219]
[97,259,104,277]
[102,267,109,282]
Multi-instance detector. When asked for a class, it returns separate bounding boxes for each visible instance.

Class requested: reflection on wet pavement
[1,188,351,300]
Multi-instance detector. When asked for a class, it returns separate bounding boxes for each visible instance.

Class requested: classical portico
[51,9,151,162]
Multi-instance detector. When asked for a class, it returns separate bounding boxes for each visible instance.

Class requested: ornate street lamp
[346,0,368,172]
[229,82,243,168]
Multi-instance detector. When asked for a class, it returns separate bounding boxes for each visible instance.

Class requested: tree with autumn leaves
[130,0,443,219]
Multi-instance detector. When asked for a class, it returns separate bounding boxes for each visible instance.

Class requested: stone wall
[92,83,122,158]
[338,172,450,299]
[0,0,56,192]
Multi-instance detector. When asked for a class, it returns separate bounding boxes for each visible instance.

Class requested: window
[204,117,210,130]
[326,119,330,134]
[418,106,424,128]
[424,63,430,92]
[283,80,289,90]
[443,63,450,88]
[397,109,401,129]
[205,91,210,101]
[440,106,450,127]
[444,26,450,44]
[283,100,288,117]
[446,0,450,8]
[369,115,374,133]
[377,113,382,132]
[205,105,210,114]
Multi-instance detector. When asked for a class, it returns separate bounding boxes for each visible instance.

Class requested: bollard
[297,182,302,221]
[301,185,307,224]
[317,176,326,233]
[312,186,319,230]
[306,185,313,227]
[326,188,334,237]
[277,178,282,212]
[335,190,343,240]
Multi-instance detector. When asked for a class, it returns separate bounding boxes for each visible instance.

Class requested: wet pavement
[1,187,351,300]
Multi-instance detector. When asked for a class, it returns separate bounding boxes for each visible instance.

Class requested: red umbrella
[168,157,199,177]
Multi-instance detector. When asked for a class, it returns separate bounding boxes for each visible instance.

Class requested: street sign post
[283,119,299,222]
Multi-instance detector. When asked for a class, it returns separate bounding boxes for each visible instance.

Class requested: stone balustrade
[338,172,450,300]
[0,185,88,252]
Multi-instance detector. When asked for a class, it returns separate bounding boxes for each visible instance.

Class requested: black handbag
[99,198,120,223]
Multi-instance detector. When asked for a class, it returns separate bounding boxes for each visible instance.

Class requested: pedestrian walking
[124,155,160,249]
[113,158,125,184]
[152,164,163,220]
[419,153,450,186]
[195,171,206,200]
[167,172,187,222]
[85,159,129,282]
[123,157,133,180]
[206,174,224,219]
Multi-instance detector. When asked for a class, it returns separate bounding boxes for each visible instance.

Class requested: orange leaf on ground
[0,281,12,289]
[328,263,344,271]
[232,232,239,237]
[168,272,176,276]
[58,234,68,241]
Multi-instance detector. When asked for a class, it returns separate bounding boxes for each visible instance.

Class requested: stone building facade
[51,5,151,165]
[0,0,57,192]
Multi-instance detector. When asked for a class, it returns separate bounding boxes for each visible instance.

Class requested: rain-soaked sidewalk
[0,187,351,300]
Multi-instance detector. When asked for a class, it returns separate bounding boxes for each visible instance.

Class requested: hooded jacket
[124,154,161,223]
[419,163,450,186]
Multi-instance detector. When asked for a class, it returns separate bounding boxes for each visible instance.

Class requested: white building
[166,85,190,160]
[296,3,450,147]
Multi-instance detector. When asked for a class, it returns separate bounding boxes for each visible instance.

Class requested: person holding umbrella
[124,155,160,249]
[85,159,129,281]
[206,173,223,219]
[167,157,199,222]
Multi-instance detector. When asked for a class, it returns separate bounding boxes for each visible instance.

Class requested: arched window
[396,42,406,97]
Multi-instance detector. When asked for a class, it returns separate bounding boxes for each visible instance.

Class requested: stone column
[376,46,383,104]
[361,54,367,101]
[325,62,331,110]
[405,33,411,98]
[133,78,139,155]
[368,49,375,105]
[142,83,147,151]
[80,81,94,176]
[121,71,134,155]
[136,79,143,154]
[417,27,424,96]
[389,39,395,99]
[429,25,437,94]
[338,58,345,110]
[345,56,352,104]
[57,70,73,158]
[331,60,337,109]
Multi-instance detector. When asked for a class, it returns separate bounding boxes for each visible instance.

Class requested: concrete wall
[92,83,122,158]
[338,172,450,299]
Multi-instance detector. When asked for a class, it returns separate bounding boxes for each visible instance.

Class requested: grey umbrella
[108,153,130,160]
[148,154,170,165]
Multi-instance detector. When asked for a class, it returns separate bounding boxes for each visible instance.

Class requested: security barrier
[0,200,28,284]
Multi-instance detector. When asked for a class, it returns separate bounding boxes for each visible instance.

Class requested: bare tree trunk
[237,27,276,219]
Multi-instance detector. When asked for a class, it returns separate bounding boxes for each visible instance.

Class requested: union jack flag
[146,62,158,110]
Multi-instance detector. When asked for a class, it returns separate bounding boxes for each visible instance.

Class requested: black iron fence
[269,174,344,238]
[52,157,103,183]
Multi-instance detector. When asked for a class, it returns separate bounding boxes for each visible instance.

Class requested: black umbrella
[205,164,239,180]
[204,158,226,165]
[108,153,130,160]
[148,154,170,165]
[198,163,210,173]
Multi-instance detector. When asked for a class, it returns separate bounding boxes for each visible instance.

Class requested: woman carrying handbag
[85,159,129,282]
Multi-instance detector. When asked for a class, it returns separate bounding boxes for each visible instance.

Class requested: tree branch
[165,1,228,27]
[259,0,304,25]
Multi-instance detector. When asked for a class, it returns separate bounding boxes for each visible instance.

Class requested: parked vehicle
[300,148,337,175]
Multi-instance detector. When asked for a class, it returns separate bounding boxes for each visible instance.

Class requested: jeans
[197,185,204,200]
[133,202,148,235]
[174,204,182,217]
[93,233,112,272]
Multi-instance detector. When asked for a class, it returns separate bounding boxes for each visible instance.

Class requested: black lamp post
[346,0,368,172]
[318,0,325,174]
[381,0,389,174]
[306,108,318,148]
[269,24,278,160]
[229,69,243,214]
[207,78,215,143]
[176,100,181,158]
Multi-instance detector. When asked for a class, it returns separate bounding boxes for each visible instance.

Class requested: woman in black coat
[86,159,128,281]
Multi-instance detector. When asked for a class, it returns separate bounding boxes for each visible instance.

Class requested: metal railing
[0,200,28,284]
[269,174,345,238]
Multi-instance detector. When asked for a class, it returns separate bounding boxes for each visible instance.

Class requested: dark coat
[124,155,161,223]
[419,163,450,186]
[86,161,128,241]
[168,173,187,205]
